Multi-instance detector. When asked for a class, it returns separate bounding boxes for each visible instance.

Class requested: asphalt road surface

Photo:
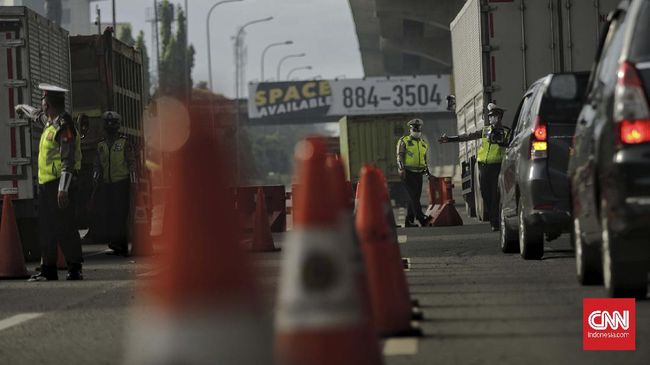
[1,216,648,364]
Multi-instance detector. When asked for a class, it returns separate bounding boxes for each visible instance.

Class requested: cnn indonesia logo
[583,298,636,351]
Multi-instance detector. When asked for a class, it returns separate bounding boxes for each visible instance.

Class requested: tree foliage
[158,0,194,99]
[118,25,135,46]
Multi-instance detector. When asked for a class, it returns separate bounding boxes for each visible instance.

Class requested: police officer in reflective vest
[439,103,510,231]
[93,111,136,256]
[15,84,83,281]
[396,118,431,227]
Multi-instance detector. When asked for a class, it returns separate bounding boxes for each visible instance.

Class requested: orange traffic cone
[356,166,419,337]
[250,188,278,252]
[0,195,29,278]
[131,190,154,256]
[275,137,382,365]
[325,154,376,327]
[124,114,272,364]
[56,244,67,270]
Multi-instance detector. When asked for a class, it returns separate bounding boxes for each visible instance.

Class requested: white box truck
[450,0,619,220]
[0,6,72,260]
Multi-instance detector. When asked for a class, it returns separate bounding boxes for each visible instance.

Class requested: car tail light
[530,117,548,159]
[615,61,650,145]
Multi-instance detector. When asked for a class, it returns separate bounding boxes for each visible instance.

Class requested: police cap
[407,118,424,127]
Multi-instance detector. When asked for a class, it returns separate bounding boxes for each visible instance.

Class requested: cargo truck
[450,0,619,220]
[69,30,147,230]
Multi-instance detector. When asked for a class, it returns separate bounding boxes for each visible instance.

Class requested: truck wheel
[601,199,648,299]
[518,200,543,260]
[573,217,602,285]
[499,203,518,253]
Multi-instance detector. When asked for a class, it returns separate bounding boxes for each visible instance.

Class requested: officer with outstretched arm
[15,84,83,281]
[439,103,509,231]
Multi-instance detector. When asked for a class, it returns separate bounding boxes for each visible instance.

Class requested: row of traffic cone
[0,188,155,280]
[121,126,421,363]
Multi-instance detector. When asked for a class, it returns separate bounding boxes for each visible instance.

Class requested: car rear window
[538,74,590,124]
[630,0,650,62]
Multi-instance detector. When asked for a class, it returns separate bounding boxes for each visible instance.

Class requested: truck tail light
[530,117,548,159]
[615,61,650,145]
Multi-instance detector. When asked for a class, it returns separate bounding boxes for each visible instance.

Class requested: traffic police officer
[396,118,431,227]
[93,111,136,256]
[439,103,509,231]
[15,84,83,281]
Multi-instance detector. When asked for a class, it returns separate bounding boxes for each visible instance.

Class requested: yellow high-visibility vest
[38,122,81,184]
[400,135,428,171]
[477,126,506,164]
[97,137,129,183]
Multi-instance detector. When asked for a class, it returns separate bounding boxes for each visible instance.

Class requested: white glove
[15,104,38,120]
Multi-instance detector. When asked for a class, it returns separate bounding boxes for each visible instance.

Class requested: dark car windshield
[538,73,590,124]
[630,0,650,62]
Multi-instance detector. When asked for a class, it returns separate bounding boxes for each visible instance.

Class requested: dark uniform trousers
[478,162,501,227]
[404,169,426,223]
[38,181,82,275]
[98,179,130,252]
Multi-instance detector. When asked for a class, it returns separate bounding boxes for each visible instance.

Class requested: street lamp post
[276,53,306,81]
[206,0,243,92]
[233,16,273,184]
[286,65,312,79]
[261,40,293,81]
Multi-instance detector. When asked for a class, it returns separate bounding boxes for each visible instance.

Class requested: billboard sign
[248,75,450,124]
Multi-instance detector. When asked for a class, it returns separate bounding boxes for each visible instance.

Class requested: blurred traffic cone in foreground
[250,188,278,252]
[275,137,382,365]
[56,244,67,270]
[131,190,154,257]
[0,195,29,278]
[325,154,375,325]
[124,116,272,365]
[356,166,419,337]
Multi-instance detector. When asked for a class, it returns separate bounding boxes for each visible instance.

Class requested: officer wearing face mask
[93,111,136,256]
[396,118,431,227]
[439,103,510,231]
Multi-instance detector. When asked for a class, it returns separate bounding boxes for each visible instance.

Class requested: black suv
[569,0,650,298]
[499,73,589,260]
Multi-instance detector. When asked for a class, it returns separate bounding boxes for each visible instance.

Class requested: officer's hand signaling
[57,191,69,209]
[438,133,449,143]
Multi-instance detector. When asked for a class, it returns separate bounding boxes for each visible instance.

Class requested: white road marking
[398,235,408,244]
[383,337,419,356]
[85,249,112,257]
[0,313,43,332]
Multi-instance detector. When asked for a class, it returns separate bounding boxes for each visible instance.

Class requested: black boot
[28,265,58,282]
[66,263,83,281]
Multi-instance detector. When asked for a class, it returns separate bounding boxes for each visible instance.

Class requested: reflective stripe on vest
[401,136,428,171]
[38,123,82,184]
[98,138,129,183]
[477,127,505,164]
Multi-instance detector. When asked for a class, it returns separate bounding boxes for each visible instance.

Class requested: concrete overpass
[348,0,466,76]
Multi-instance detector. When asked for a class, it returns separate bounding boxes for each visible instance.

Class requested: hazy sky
[94,0,364,98]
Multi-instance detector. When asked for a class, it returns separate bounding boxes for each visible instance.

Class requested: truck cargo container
[450,0,619,220]
[0,6,72,260]
[69,30,147,229]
